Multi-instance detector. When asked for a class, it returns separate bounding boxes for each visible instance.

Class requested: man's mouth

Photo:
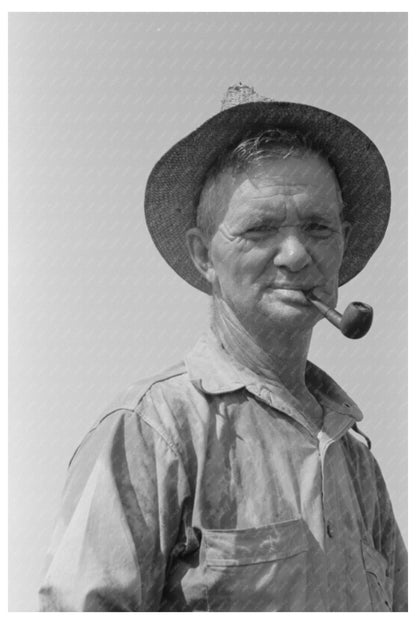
[265,284,328,307]
[265,286,310,304]
[268,284,316,293]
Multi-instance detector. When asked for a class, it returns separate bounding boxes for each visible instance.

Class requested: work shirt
[39,332,408,612]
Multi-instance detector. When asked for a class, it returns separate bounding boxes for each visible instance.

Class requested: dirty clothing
[39,332,408,611]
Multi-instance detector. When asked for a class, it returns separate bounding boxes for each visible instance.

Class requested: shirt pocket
[361,540,394,611]
[201,517,309,612]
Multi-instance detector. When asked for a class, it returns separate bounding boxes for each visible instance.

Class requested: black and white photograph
[8,10,408,612]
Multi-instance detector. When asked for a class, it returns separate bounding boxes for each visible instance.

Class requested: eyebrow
[241,209,337,225]
[247,183,311,196]
[236,212,284,229]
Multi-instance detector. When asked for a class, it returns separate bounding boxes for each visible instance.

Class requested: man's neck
[211,298,310,389]
[211,298,323,430]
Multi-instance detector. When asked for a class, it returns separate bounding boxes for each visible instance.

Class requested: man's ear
[185,228,216,284]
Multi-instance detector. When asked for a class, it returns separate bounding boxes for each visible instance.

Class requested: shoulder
[57,362,198,529]
[68,360,205,469]
[100,360,189,414]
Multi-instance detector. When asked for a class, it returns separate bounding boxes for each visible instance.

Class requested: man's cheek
[230,251,265,286]
[213,239,247,273]
[314,240,344,275]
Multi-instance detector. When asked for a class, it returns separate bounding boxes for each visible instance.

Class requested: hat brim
[145,101,390,294]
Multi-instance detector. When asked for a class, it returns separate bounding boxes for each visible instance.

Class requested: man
[39,84,407,611]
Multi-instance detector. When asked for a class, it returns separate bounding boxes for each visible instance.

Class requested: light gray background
[9,12,407,612]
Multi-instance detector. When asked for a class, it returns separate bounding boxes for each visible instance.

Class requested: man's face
[207,154,348,333]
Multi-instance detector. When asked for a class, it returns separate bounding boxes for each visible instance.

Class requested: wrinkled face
[207,155,348,332]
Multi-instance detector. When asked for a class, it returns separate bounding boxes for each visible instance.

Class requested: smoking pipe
[305,291,373,339]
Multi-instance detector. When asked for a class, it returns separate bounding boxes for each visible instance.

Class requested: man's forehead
[228,174,341,206]
[223,155,340,196]
[228,197,340,227]
[234,179,322,199]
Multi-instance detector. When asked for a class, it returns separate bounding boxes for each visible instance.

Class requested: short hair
[196,128,343,239]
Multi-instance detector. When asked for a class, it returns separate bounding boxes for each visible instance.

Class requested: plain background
[9,12,407,611]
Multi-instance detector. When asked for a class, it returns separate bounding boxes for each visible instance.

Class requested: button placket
[318,435,345,610]
[318,433,335,544]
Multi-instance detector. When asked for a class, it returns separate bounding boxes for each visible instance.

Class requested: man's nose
[272,229,311,272]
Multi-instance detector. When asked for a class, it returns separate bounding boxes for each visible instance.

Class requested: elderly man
[39,84,407,612]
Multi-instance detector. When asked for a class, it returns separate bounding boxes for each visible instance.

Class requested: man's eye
[247,224,276,234]
[304,222,332,235]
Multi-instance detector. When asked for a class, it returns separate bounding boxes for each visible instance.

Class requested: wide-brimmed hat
[145,84,390,294]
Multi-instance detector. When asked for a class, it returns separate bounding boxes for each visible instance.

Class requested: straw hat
[145,84,390,294]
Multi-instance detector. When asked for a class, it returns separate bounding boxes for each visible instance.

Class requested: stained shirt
[39,332,408,612]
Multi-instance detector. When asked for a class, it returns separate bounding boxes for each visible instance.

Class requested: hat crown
[221,83,272,110]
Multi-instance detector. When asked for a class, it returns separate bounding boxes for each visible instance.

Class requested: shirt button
[326,521,335,538]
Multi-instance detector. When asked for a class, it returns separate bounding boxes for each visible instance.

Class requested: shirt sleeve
[39,405,190,611]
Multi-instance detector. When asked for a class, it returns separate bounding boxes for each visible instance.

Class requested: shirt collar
[185,331,363,426]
